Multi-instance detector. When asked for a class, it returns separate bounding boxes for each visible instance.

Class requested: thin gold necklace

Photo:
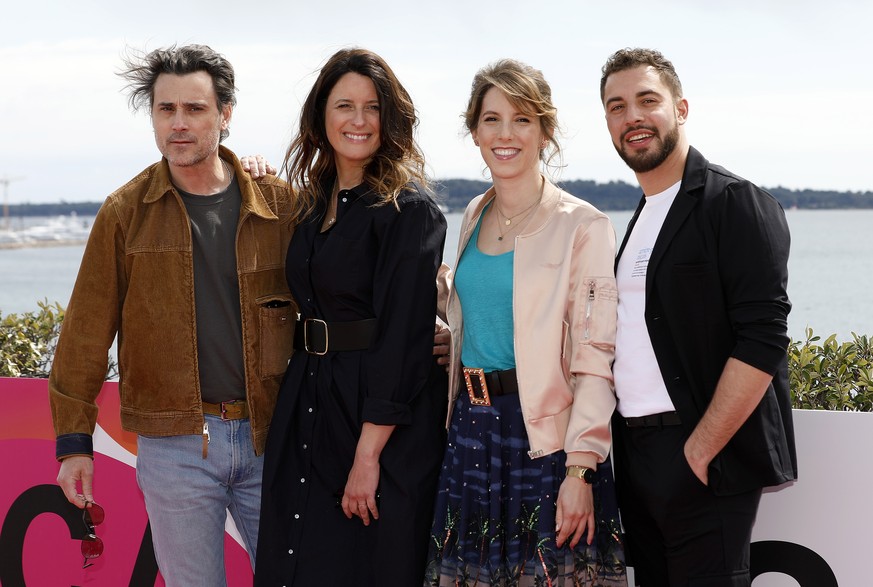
[495,202,539,241]
[494,179,544,241]
[323,181,339,230]
[494,196,540,227]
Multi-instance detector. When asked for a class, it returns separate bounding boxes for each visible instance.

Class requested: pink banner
[0,378,253,585]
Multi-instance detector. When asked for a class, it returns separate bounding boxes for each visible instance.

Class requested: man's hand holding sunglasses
[57,455,95,508]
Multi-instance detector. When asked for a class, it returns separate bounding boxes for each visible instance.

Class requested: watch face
[583,468,594,483]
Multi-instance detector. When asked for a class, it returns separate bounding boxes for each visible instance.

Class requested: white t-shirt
[614,181,681,417]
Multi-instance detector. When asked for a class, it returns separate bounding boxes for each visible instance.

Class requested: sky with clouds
[1,0,870,204]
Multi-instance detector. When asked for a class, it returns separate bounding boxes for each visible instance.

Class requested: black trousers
[613,417,762,587]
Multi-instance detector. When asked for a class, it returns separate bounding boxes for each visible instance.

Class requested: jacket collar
[642,146,708,292]
[677,145,708,195]
[616,146,709,272]
[142,145,279,220]
[465,175,561,242]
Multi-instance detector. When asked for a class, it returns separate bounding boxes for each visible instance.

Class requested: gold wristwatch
[565,466,594,483]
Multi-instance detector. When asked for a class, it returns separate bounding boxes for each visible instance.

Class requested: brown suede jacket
[49,146,296,458]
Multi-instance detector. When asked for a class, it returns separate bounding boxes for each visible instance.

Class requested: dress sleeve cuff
[56,433,94,461]
[361,398,412,426]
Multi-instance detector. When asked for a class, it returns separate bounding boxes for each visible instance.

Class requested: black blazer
[616,147,797,496]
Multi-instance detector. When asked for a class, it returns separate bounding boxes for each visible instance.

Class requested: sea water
[1,210,871,341]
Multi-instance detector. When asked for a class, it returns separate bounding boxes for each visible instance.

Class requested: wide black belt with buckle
[202,400,249,421]
[462,367,518,407]
[293,317,377,355]
[623,411,682,428]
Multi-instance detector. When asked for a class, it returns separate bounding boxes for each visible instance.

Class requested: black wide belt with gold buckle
[623,411,682,428]
[293,317,377,355]
[202,400,249,421]
[462,367,518,407]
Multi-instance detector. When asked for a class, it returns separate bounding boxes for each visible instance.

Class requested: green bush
[788,328,873,411]
[0,300,117,379]
[1,300,64,378]
[3,302,872,412]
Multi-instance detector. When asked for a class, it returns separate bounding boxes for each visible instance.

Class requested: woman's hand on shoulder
[239,154,277,179]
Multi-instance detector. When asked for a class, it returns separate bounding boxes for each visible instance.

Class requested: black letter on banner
[751,540,837,586]
[129,520,160,586]
[0,484,159,586]
[0,484,83,586]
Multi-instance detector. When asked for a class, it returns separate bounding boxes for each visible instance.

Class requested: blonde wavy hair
[463,59,562,174]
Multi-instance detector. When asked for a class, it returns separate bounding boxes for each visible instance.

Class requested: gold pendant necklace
[323,181,339,229]
[494,197,540,226]
[494,179,545,241]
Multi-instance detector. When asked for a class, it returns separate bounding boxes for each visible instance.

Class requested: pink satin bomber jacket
[438,179,618,470]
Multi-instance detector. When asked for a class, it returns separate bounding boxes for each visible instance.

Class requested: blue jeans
[136,415,263,587]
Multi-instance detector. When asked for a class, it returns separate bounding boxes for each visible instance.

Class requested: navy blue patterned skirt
[424,389,626,586]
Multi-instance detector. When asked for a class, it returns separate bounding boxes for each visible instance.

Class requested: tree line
[6,180,873,217]
[432,179,873,213]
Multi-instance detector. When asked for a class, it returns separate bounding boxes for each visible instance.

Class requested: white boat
[0,230,24,246]
[0,214,91,249]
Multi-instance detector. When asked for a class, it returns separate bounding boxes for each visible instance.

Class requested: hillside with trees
[6,181,873,217]
[433,179,873,213]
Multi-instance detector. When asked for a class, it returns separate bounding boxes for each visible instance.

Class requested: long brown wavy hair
[284,48,427,223]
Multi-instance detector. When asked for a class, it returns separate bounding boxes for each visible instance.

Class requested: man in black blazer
[600,48,797,587]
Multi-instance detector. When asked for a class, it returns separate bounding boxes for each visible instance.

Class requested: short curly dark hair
[600,48,683,104]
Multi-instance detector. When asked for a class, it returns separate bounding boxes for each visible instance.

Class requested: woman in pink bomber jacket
[424,60,627,586]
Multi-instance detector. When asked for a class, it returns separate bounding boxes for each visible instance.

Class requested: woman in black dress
[255,48,448,586]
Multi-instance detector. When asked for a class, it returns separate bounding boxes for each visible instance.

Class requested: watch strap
[565,465,593,483]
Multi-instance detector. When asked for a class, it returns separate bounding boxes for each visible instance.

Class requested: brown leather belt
[202,400,249,421]
[462,367,518,407]
[623,411,682,428]
[293,317,377,355]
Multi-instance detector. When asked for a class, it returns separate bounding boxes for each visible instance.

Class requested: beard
[157,129,221,168]
[615,122,679,173]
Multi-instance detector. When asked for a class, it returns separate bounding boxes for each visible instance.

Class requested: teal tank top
[455,206,516,371]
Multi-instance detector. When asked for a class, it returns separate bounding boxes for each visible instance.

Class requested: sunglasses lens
[84,503,105,526]
[81,535,104,558]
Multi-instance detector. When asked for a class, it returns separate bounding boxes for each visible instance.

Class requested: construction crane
[0,175,25,230]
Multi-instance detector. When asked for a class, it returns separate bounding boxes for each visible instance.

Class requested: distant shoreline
[0,239,88,251]
[4,178,873,217]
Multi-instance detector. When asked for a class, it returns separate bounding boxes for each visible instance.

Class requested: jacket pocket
[580,277,618,345]
[256,294,296,378]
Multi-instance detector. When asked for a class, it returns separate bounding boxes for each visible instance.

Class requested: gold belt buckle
[463,367,491,407]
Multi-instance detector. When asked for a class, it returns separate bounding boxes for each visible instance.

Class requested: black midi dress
[255,181,448,586]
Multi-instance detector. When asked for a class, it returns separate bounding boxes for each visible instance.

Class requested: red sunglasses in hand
[81,501,105,569]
